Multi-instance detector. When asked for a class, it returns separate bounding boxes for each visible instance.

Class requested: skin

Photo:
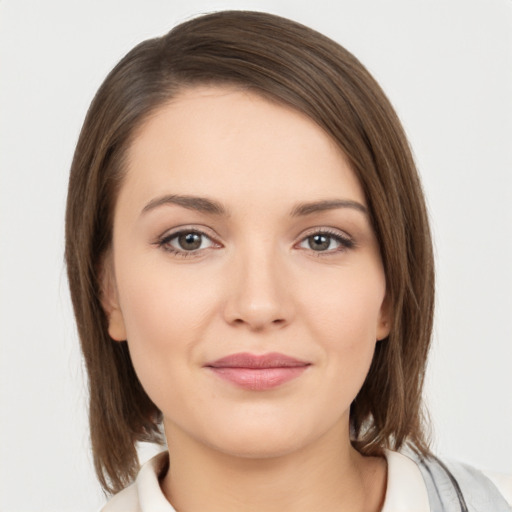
[103,86,390,511]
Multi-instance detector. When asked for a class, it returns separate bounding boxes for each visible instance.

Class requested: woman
[65,10,511,511]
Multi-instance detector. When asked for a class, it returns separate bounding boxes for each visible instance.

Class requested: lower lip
[208,367,308,391]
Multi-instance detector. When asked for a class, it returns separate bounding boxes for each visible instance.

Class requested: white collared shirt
[102,450,511,511]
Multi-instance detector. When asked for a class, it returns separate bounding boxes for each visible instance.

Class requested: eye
[298,230,354,253]
[174,232,207,251]
[158,229,218,255]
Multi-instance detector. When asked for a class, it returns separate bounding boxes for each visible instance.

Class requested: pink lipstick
[205,352,310,391]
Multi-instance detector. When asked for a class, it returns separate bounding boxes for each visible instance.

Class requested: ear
[99,253,127,342]
[376,293,392,341]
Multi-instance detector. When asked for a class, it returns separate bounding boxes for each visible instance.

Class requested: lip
[204,352,311,391]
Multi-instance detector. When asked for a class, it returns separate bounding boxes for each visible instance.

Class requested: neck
[160,422,387,512]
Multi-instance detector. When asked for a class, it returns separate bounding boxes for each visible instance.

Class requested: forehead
[121,85,365,209]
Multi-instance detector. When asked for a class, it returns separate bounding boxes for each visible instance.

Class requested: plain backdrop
[1,1,511,510]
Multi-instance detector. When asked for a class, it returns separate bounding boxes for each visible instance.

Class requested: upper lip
[205,352,311,369]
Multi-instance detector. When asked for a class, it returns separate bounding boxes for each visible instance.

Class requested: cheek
[113,261,219,398]
[300,267,385,383]
[116,258,219,340]
[305,269,385,343]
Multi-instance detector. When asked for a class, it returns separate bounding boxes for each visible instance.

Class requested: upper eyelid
[297,226,353,240]
[157,225,220,241]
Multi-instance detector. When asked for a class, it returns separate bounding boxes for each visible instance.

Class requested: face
[104,86,390,459]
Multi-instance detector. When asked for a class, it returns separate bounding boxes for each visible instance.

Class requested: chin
[196,412,332,461]
[209,430,306,460]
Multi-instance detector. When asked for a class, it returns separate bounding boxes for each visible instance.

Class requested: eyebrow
[141,194,367,218]
[290,199,368,217]
[141,194,227,216]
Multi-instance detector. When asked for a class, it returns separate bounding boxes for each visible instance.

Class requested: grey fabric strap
[413,454,511,512]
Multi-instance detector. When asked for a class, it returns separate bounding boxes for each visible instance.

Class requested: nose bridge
[224,236,290,329]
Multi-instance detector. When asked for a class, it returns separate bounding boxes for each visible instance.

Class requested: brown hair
[65,10,434,494]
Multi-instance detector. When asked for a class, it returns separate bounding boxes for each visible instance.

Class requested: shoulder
[446,459,512,509]
[413,452,512,511]
[101,451,174,512]
[383,450,430,511]
[482,471,512,506]
[101,483,141,512]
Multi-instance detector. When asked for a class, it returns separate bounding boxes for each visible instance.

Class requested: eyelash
[155,227,355,258]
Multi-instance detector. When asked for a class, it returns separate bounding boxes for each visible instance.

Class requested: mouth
[204,352,311,391]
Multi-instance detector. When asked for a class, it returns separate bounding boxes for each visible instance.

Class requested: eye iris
[178,232,202,250]
[308,234,330,251]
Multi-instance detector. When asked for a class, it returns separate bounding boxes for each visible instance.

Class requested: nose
[222,244,293,331]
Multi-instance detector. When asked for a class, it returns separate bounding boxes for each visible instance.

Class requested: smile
[205,352,311,391]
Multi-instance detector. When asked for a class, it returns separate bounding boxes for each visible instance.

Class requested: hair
[65,10,435,495]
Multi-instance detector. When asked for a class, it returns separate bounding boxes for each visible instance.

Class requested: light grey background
[1,1,511,510]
